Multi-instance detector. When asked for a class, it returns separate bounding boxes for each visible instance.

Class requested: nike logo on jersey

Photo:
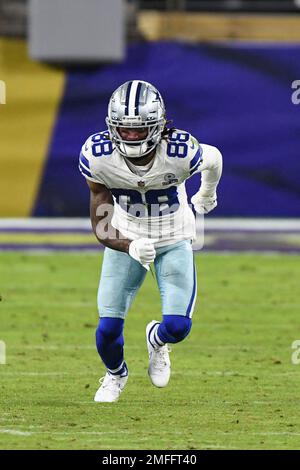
[190,137,199,151]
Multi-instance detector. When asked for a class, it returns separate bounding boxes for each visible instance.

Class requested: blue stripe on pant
[154,240,197,318]
[97,240,197,319]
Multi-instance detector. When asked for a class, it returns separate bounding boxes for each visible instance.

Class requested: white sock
[148,322,164,349]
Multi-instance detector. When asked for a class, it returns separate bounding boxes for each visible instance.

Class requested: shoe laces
[152,345,171,367]
[99,373,121,391]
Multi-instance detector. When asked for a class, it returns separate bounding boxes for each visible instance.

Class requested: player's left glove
[191,191,217,214]
[128,238,157,271]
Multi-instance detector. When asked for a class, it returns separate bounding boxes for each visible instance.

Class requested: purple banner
[34,41,300,217]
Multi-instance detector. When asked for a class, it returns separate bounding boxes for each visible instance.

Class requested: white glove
[129,238,157,270]
[191,192,217,214]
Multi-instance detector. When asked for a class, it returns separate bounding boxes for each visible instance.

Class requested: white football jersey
[79,128,218,247]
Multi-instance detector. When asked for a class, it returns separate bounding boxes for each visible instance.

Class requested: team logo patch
[138,181,145,188]
[162,173,179,186]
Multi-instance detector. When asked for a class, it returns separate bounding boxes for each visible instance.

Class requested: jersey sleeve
[185,138,222,180]
[196,144,223,194]
[78,134,106,185]
[199,144,223,172]
[163,129,204,181]
[185,135,204,177]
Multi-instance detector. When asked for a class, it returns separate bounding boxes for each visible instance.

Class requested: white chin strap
[120,142,149,159]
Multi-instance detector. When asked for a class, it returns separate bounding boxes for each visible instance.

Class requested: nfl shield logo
[138,181,145,188]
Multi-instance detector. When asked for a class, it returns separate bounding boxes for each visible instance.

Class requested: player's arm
[190,144,223,214]
[87,179,131,253]
[87,180,155,268]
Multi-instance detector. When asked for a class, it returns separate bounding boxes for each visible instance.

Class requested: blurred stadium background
[1,0,300,451]
[0,0,300,251]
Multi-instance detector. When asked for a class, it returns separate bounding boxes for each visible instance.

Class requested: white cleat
[146,320,171,388]
[94,372,128,403]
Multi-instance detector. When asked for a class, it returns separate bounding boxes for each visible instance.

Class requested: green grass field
[0,251,299,450]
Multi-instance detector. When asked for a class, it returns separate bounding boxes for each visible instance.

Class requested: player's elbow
[211,146,223,170]
[201,144,223,172]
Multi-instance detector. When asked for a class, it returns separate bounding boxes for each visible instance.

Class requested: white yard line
[1,218,300,231]
[204,219,300,231]
[0,372,81,377]
[200,444,239,449]
[1,427,300,440]
[0,429,32,436]
[0,219,91,230]
[15,333,300,351]
[1,370,298,379]
[249,432,300,437]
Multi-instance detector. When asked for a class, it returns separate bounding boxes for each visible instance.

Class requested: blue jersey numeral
[111,187,179,217]
[167,131,189,159]
[91,133,113,157]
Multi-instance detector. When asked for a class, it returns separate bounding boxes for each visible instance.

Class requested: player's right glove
[191,192,217,214]
[129,238,157,271]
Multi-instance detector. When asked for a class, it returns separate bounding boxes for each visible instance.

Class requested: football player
[79,80,222,402]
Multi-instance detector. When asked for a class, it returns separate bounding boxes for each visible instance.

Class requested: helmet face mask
[106,80,166,159]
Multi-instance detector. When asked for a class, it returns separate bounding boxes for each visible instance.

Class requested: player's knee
[162,315,192,343]
[96,317,124,343]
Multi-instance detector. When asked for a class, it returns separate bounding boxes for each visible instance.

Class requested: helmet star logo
[154,91,162,103]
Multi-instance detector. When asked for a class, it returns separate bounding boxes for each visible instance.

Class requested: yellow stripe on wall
[0,39,65,216]
[138,12,300,42]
